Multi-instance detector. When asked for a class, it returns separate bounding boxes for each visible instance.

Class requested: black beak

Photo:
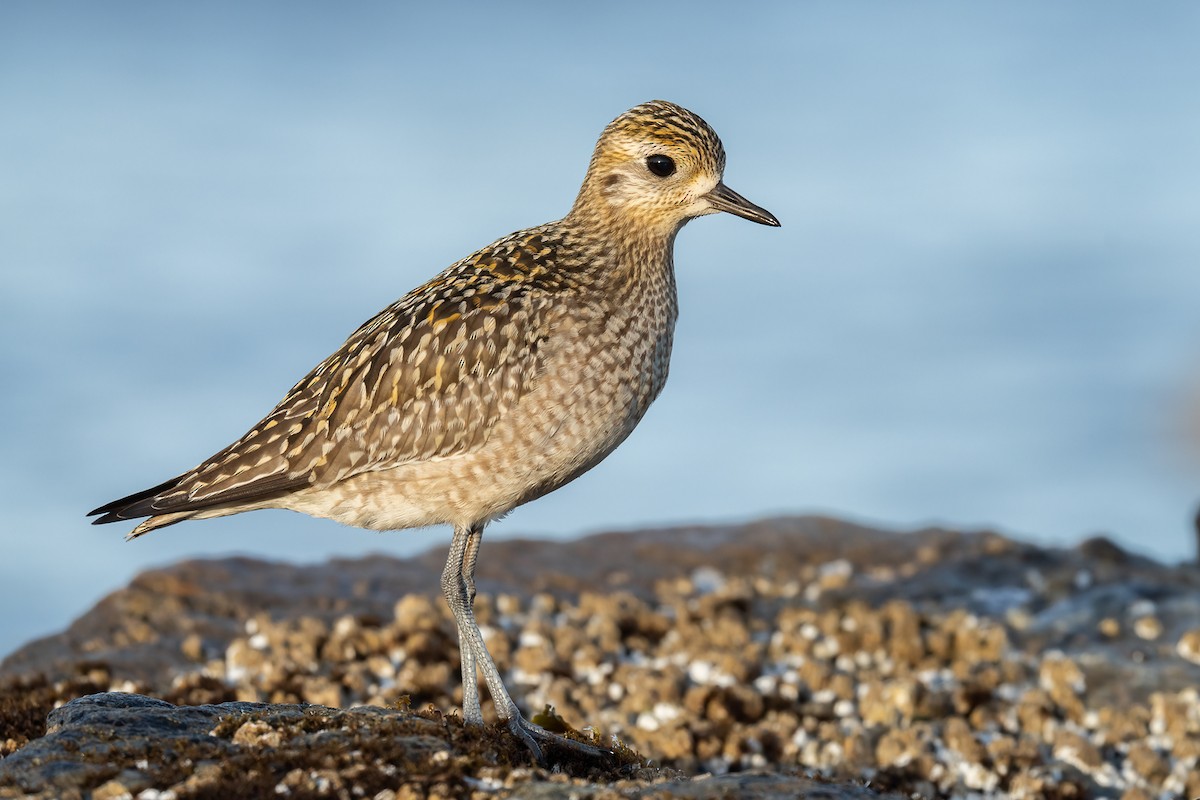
[705,182,780,227]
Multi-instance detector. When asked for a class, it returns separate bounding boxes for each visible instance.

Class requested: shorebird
[89,100,779,762]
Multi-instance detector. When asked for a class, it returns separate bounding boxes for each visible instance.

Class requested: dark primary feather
[88,475,186,523]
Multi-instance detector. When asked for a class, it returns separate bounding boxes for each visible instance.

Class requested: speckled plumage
[89,100,779,762]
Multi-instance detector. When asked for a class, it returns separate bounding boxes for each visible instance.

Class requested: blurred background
[3,1,1200,659]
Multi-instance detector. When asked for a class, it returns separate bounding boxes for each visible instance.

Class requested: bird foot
[505,715,615,767]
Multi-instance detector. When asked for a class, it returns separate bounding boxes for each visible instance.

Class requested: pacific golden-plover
[89,100,779,762]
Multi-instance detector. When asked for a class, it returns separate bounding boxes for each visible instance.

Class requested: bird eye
[646,154,676,177]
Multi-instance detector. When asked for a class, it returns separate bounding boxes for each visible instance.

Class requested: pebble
[1133,615,1163,641]
[1176,627,1200,664]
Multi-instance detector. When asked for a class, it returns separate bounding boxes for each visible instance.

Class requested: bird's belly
[284,401,640,533]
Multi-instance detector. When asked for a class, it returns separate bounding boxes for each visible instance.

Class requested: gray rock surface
[3,516,1199,798]
[1,692,900,799]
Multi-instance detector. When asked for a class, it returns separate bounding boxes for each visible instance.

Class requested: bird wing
[101,229,563,520]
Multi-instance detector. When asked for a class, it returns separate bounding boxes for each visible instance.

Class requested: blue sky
[3,2,1200,657]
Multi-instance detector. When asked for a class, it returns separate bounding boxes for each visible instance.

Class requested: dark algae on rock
[1,693,641,800]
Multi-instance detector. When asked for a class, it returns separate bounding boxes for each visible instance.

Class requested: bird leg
[458,524,483,725]
[440,523,537,754]
[440,524,614,765]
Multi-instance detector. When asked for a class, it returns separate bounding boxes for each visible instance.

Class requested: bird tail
[87,475,196,540]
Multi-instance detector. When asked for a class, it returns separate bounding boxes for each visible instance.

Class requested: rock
[1124,741,1169,786]
[1176,627,1200,664]
[3,516,1200,799]
[0,693,903,800]
[1133,615,1163,641]
[0,693,237,796]
[1051,729,1101,772]
[1039,655,1087,720]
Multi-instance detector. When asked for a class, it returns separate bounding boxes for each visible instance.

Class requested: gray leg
[459,525,483,725]
[441,523,539,757]
[441,523,615,765]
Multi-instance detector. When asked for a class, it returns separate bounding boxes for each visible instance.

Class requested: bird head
[571,100,780,235]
